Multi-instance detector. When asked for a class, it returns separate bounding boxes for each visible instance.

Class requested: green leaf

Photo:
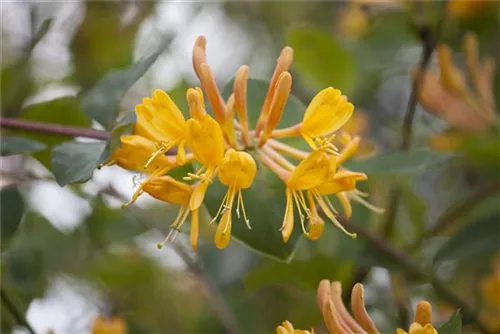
[18,96,91,167]
[81,41,170,129]
[51,141,106,186]
[433,215,500,266]
[437,311,462,334]
[201,79,307,261]
[345,149,448,175]
[0,136,47,156]
[246,255,353,291]
[97,112,136,164]
[0,186,25,250]
[82,198,145,245]
[287,27,357,94]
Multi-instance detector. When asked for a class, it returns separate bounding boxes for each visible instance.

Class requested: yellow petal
[215,210,232,249]
[316,170,367,195]
[222,94,238,148]
[218,149,257,190]
[282,188,294,243]
[287,149,332,190]
[301,87,354,139]
[336,192,352,219]
[112,135,172,173]
[185,115,225,166]
[190,209,199,251]
[142,176,192,205]
[189,179,210,211]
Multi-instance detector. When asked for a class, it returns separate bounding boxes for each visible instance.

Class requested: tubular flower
[397,301,438,334]
[135,89,188,165]
[213,149,257,249]
[276,320,314,334]
[184,113,225,211]
[282,148,357,242]
[479,258,500,332]
[142,176,201,251]
[271,87,355,151]
[417,32,496,134]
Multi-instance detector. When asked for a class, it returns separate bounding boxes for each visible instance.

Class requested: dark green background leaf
[287,27,357,94]
[0,136,47,156]
[81,41,170,129]
[433,215,500,266]
[0,186,25,250]
[51,141,106,186]
[437,310,462,334]
[345,149,448,175]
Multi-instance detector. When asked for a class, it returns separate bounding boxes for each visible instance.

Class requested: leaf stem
[1,287,35,334]
[0,117,110,140]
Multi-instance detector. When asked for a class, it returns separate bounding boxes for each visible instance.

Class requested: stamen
[267,139,308,160]
[210,190,230,224]
[98,159,115,169]
[238,190,251,229]
[350,193,385,214]
[312,190,356,238]
[144,142,170,169]
[292,191,306,225]
[157,206,190,248]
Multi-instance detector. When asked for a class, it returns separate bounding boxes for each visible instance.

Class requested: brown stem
[341,219,489,333]
[0,117,110,140]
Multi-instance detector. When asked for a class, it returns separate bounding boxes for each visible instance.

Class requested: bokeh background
[1,1,499,333]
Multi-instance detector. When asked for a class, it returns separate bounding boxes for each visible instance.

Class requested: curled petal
[142,176,192,205]
[351,283,379,334]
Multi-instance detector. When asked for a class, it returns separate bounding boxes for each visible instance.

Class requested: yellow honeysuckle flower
[271,87,355,151]
[276,320,314,334]
[142,176,200,251]
[135,89,188,165]
[109,135,174,175]
[212,149,257,249]
[282,148,357,242]
[91,315,127,334]
[184,113,225,211]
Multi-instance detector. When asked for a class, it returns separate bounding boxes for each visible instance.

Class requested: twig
[0,117,110,140]
[341,219,489,333]
[1,287,36,334]
[172,243,242,334]
[408,181,500,252]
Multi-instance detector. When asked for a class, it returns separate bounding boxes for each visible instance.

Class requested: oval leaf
[433,215,500,266]
[0,136,47,156]
[82,40,171,129]
[51,141,107,186]
[287,27,357,94]
[345,149,448,175]
[437,310,462,334]
[1,186,25,250]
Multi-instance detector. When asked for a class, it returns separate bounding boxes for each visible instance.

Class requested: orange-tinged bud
[222,94,238,148]
[218,149,257,189]
[256,46,294,135]
[142,176,192,205]
[192,35,207,78]
[351,283,379,334]
[259,72,292,147]
[187,87,206,119]
[234,65,250,146]
[414,301,433,326]
[199,63,226,124]
[437,45,467,96]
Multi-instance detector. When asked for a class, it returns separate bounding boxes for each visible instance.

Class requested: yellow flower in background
[213,149,257,249]
[338,3,370,39]
[276,320,314,334]
[91,315,127,334]
[417,32,496,134]
[479,258,500,332]
[135,89,188,165]
[447,0,491,18]
[397,301,438,334]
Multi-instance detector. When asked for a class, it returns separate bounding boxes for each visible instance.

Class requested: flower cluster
[279,279,438,334]
[103,36,382,251]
